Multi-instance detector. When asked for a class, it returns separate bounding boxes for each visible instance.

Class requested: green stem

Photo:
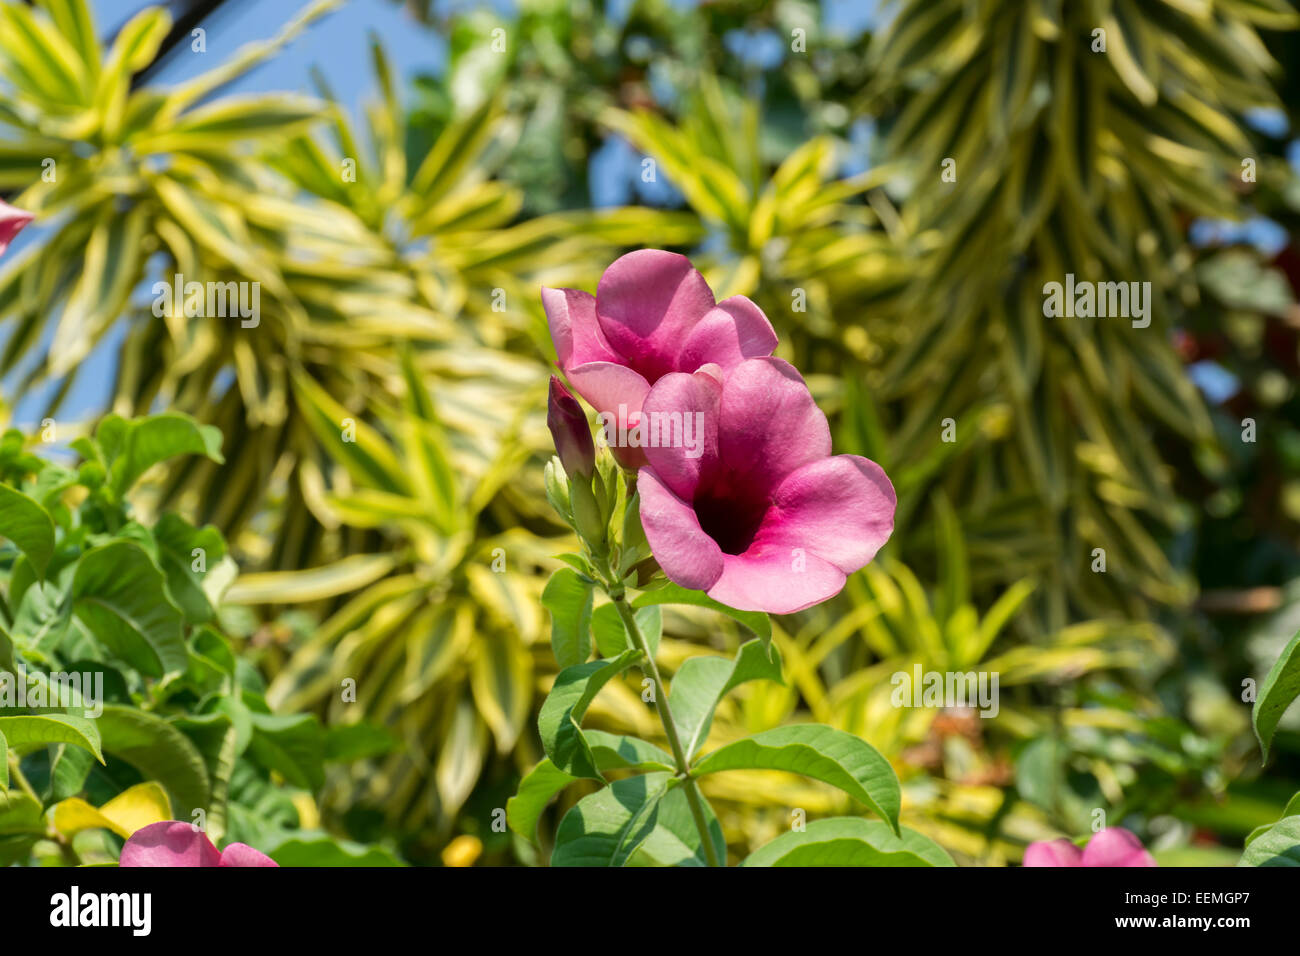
[607,585,722,867]
[7,752,40,804]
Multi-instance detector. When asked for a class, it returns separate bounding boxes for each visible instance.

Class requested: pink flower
[0,200,33,256]
[543,250,777,466]
[1023,828,1156,867]
[119,821,279,867]
[636,357,895,614]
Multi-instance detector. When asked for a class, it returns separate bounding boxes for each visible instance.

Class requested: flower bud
[547,376,595,482]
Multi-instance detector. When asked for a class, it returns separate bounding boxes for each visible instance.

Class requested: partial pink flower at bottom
[1023,827,1156,867]
[636,356,895,614]
[119,821,278,867]
[0,200,34,256]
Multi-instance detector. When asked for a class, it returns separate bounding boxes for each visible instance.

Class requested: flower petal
[639,368,721,501]
[678,295,778,372]
[637,467,724,591]
[1081,828,1156,867]
[705,540,846,614]
[219,843,280,867]
[566,360,650,421]
[718,357,830,491]
[543,287,621,370]
[1023,839,1084,867]
[596,250,714,381]
[0,200,34,256]
[119,821,222,867]
[758,455,896,574]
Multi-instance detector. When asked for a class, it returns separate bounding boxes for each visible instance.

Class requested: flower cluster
[545,250,896,614]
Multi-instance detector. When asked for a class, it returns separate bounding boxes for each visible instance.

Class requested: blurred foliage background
[3,0,1300,865]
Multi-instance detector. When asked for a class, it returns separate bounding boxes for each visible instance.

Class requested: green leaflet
[71,540,187,678]
[668,639,784,759]
[1238,817,1300,867]
[0,714,103,763]
[507,733,675,845]
[541,568,594,669]
[693,724,901,834]
[631,582,771,643]
[0,484,55,578]
[537,649,641,779]
[551,773,675,867]
[742,819,953,867]
[1253,629,1300,763]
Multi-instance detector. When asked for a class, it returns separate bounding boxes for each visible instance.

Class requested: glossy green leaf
[693,724,900,833]
[541,568,593,669]
[537,648,640,779]
[1238,816,1300,867]
[591,602,660,659]
[550,772,673,867]
[1253,628,1300,762]
[71,540,187,677]
[742,818,953,867]
[0,713,103,762]
[632,582,770,642]
[668,639,783,759]
[0,484,55,578]
[96,705,210,816]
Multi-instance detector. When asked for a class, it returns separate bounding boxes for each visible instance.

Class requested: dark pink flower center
[693,473,771,555]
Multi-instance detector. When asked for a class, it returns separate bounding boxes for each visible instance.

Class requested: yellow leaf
[51,782,172,838]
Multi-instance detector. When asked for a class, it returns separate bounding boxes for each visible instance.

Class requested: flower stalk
[605,578,721,867]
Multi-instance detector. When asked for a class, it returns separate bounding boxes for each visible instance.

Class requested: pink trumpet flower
[119,821,279,867]
[1023,828,1157,867]
[543,250,778,467]
[636,357,896,614]
[0,200,33,256]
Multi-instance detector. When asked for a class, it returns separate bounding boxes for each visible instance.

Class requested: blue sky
[2,0,1293,421]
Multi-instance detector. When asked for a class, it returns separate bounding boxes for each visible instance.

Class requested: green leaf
[668,639,784,759]
[96,705,210,816]
[507,758,576,844]
[264,833,407,867]
[151,513,227,625]
[537,648,641,779]
[0,484,55,577]
[0,713,103,762]
[626,785,726,867]
[71,540,187,677]
[591,602,661,659]
[632,582,771,642]
[247,712,325,791]
[550,773,673,866]
[583,731,675,772]
[1245,792,1300,847]
[96,413,224,497]
[742,818,953,867]
[693,724,901,833]
[1253,628,1300,762]
[541,568,593,669]
[1238,816,1300,867]
[507,733,674,844]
